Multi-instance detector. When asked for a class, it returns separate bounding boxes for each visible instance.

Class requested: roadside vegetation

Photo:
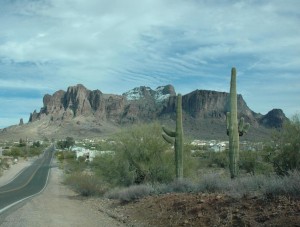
[0,139,48,176]
[60,115,300,200]
[1,139,47,158]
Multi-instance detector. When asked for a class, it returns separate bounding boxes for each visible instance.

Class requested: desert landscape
[1,1,300,226]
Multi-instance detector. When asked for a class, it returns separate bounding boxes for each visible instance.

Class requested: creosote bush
[64,172,108,196]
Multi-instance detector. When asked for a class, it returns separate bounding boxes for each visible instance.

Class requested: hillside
[0,84,288,141]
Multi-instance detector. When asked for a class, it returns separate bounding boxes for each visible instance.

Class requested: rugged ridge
[259,109,287,128]
[1,84,288,140]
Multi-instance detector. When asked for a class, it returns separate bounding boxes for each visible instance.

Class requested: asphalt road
[0,145,54,213]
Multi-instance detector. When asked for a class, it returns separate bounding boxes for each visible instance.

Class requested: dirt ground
[90,193,300,227]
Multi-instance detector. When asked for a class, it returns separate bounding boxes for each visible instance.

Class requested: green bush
[269,114,300,175]
[56,137,75,149]
[64,172,108,196]
[92,123,175,186]
[10,147,22,158]
[207,151,229,169]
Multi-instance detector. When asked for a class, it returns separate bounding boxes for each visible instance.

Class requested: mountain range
[0,84,287,141]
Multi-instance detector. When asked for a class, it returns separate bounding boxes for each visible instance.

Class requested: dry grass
[105,171,300,202]
[64,172,109,196]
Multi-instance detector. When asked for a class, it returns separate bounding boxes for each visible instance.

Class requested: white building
[71,146,114,162]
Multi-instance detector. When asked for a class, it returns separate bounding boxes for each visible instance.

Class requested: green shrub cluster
[92,123,175,186]
[2,143,45,158]
[56,137,75,149]
[266,114,300,175]
[64,172,108,196]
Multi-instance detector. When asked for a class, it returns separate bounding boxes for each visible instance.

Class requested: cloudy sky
[0,0,299,128]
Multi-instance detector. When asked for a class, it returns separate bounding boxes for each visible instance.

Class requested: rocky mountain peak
[123,84,176,102]
[259,108,288,128]
[63,84,91,116]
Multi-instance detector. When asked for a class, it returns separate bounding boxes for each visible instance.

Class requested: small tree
[57,137,75,149]
[65,137,75,148]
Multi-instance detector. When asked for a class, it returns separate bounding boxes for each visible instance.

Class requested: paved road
[0,145,54,212]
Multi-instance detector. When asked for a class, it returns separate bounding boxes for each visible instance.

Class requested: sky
[0,0,299,128]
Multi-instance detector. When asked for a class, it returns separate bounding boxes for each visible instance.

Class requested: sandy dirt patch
[0,162,125,227]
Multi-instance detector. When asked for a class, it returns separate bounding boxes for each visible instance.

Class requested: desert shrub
[253,161,274,175]
[166,178,197,193]
[10,147,22,158]
[93,123,176,186]
[263,171,300,197]
[64,172,108,196]
[32,141,41,147]
[56,137,75,149]
[28,147,43,156]
[105,184,155,203]
[197,173,228,193]
[207,151,229,168]
[268,114,300,175]
[64,157,88,173]
[63,151,76,159]
[105,170,300,202]
[239,151,257,174]
[92,153,136,187]
[0,158,9,174]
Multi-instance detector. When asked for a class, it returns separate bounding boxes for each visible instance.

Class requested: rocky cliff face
[28,84,176,124]
[259,109,287,128]
[25,84,287,140]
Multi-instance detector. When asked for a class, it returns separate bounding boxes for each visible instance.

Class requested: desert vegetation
[0,139,48,175]
[1,139,47,158]
[57,68,299,226]
[61,114,300,200]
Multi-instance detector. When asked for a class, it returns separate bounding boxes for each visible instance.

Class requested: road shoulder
[0,161,125,227]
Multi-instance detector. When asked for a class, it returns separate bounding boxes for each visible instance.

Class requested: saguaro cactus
[162,94,183,179]
[226,68,250,179]
[227,115,250,137]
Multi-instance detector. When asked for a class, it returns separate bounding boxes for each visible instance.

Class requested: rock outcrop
[259,109,288,128]
[22,84,287,140]
[19,118,24,126]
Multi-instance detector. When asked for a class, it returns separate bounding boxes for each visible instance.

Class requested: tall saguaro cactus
[228,68,239,178]
[162,94,183,179]
[226,68,250,179]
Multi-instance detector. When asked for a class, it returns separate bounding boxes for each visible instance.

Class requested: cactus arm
[238,117,250,136]
[162,133,175,144]
[238,117,244,132]
[226,112,230,136]
[243,123,250,133]
[162,126,176,137]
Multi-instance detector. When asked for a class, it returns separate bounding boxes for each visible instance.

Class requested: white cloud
[0,0,299,127]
